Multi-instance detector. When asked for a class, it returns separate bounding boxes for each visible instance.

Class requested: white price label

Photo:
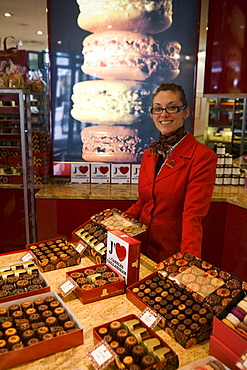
[87,341,117,369]
[75,241,87,254]
[139,307,161,329]
[21,252,34,262]
[58,277,78,297]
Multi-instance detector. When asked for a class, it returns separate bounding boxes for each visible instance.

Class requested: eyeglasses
[150,105,187,115]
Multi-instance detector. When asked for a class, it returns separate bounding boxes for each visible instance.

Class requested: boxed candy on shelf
[0,291,84,370]
[26,237,81,272]
[210,290,247,370]
[126,252,246,348]
[0,261,50,303]
[92,314,178,370]
[178,356,230,370]
[66,263,125,304]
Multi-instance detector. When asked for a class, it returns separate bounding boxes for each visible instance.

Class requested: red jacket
[126,133,217,263]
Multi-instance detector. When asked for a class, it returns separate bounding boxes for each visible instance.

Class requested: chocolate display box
[209,290,247,369]
[66,263,125,304]
[92,314,178,370]
[126,252,247,348]
[71,208,146,264]
[178,356,230,370]
[0,291,84,370]
[0,261,50,304]
[26,237,81,272]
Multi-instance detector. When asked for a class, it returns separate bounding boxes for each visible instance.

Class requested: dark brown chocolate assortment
[96,318,176,369]
[0,263,46,299]
[132,274,214,346]
[0,296,78,352]
[28,238,81,272]
[69,265,123,291]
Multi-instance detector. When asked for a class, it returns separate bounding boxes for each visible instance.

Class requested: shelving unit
[0,89,50,249]
[230,98,247,158]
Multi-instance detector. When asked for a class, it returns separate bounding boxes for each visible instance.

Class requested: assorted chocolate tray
[0,291,83,370]
[66,263,124,304]
[26,237,81,272]
[93,314,178,370]
[0,261,50,304]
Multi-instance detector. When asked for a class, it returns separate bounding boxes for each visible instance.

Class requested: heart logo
[100,166,109,174]
[115,242,126,262]
[79,166,88,174]
[120,166,129,175]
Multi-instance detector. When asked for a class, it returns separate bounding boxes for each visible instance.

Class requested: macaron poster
[48,1,200,171]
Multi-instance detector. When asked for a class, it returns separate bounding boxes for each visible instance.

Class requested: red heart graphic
[79,166,88,174]
[115,242,126,262]
[120,166,129,175]
[100,166,109,174]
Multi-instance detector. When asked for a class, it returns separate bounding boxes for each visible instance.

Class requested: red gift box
[210,335,241,370]
[0,291,84,370]
[66,263,125,304]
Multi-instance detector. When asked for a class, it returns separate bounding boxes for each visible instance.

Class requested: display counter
[0,251,210,370]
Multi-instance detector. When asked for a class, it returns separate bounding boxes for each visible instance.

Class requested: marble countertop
[35,182,247,210]
[0,252,210,370]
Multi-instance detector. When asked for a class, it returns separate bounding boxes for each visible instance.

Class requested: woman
[126,82,217,263]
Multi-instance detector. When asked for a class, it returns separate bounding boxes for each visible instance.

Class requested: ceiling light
[37,31,43,35]
[4,12,12,17]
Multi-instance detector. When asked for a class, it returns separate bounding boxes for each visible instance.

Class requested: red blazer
[126,133,217,263]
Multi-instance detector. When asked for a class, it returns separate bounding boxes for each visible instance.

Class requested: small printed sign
[87,341,117,369]
[111,164,130,184]
[75,241,87,255]
[139,307,161,329]
[131,164,140,184]
[21,252,35,262]
[58,277,78,297]
[71,163,90,183]
[106,231,130,282]
[91,163,110,183]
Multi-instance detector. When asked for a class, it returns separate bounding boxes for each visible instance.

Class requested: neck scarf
[151,125,186,159]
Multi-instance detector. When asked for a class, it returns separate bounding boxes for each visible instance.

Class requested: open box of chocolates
[92,314,178,370]
[66,263,125,304]
[26,237,81,272]
[126,252,246,348]
[210,290,247,369]
[71,208,147,264]
[0,291,84,370]
[0,261,50,304]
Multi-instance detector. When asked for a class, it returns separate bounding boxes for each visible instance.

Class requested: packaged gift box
[26,237,81,272]
[209,335,240,370]
[0,261,50,304]
[126,252,246,348]
[66,263,125,304]
[92,314,179,370]
[0,291,84,370]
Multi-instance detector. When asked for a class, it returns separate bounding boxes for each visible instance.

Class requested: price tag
[75,241,87,254]
[58,277,78,297]
[87,341,117,369]
[139,307,161,329]
[20,252,35,262]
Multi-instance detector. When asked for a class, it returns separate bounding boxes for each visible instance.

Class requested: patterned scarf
[151,125,186,158]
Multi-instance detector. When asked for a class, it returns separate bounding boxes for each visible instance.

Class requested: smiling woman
[125,82,218,264]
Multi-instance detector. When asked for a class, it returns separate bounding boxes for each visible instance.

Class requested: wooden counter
[0,252,210,370]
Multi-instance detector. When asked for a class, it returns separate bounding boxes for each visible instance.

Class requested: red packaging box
[126,252,247,348]
[66,263,125,304]
[26,237,81,272]
[212,290,247,357]
[93,314,179,370]
[0,291,84,370]
[106,230,141,286]
[0,261,50,304]
[210,335,240,370]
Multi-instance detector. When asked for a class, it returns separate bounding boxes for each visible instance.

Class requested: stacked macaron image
[71,0,181,163]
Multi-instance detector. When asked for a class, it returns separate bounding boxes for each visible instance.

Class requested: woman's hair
[152,82,188,106]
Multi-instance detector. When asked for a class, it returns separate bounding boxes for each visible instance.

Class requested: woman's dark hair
[152,82,188,106]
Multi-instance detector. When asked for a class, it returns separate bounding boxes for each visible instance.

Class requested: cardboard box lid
[156,252,247,315]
